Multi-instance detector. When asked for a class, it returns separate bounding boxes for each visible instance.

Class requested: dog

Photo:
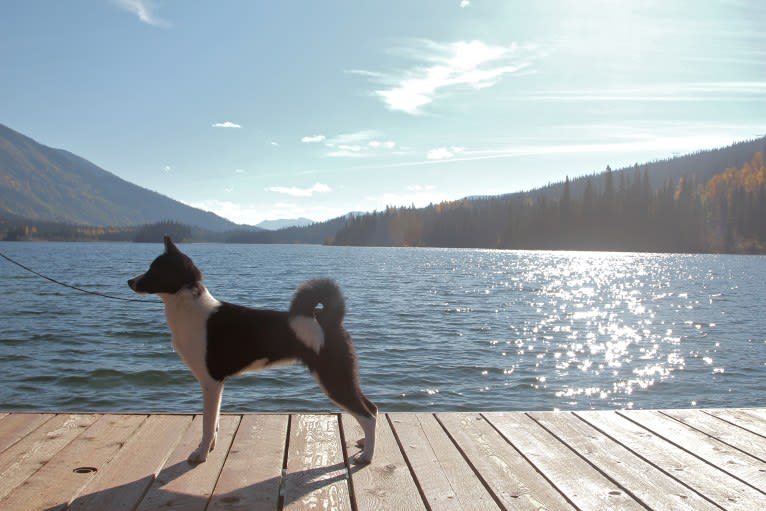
[128,236,377,464]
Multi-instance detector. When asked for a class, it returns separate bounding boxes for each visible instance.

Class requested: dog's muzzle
[127,276,141,292]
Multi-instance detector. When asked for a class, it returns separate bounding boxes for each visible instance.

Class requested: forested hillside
[329,149,766,253]
[3,134,765,253]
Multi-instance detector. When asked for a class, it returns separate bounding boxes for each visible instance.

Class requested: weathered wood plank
[0,414,98,502]
[136,414,241,511]
[621,410,766,493]
[485,412,644,510]
[283,414,351,511]
[208,414,289,511]
[0,414,146,511]
[438,412,574,511]
[341,413,425,510]
[0,413,53,454]
[0,409,764,511]
[529,411,717,510]
[741,408,766,426]
[386,413,462,511]
[67,415,193,511]
[663,409,766,462]
[577,410,765,510]
[389,412,499,510]
[706,408,766,438]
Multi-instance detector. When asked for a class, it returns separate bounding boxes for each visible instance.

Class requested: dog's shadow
[46,459,364,511]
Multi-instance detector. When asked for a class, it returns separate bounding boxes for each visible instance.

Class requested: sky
[1,1,765,225]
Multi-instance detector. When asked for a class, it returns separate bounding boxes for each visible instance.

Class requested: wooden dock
[0,409,765,510]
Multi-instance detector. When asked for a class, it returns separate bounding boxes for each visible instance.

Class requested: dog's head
[128,236,202,295]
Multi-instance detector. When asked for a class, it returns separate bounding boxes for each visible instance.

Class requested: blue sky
[2,1,765,225]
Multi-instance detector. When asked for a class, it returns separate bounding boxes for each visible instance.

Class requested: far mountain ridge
[256,217,314,230]
[0,123,241,231]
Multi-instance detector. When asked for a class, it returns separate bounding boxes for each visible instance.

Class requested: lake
[1,241,764,413]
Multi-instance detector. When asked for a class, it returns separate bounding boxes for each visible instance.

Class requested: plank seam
[385,414,433,511]
[131,415,195,511]
[277,414,291,510]
[660,410,766,463]
[525,412,652,510]
[203,413,244,511]
[418,413,471,508]
[87,413,151,511]
[43,414,149,510]
[617,411,766,498]
[0,413,99,506]
[573,412,726,511]
[480,412,584,511]
[336,413,359,511]
[433,412,508,510]
[701,409,766,440]
[0,413,56,456]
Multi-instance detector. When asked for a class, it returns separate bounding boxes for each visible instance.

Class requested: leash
[0,250,160,305]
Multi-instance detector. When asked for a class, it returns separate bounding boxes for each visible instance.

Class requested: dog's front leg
[188,378,223,463]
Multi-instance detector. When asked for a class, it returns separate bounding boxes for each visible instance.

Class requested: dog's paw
[187,446,209,464]
[350,450,372,465]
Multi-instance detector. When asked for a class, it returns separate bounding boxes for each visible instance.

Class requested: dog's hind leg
[350,412,377,465]
[189,378,224,463]
[353,395,379,452]
[313,368,377,464]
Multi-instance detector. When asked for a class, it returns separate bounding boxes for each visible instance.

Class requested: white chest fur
[160,287,221,382]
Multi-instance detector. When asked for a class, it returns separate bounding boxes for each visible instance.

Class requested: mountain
[227,215,349,244]
[255,217,314,230]
[510,136,766,203]
[325,136,766,252]
[0,123,239,231]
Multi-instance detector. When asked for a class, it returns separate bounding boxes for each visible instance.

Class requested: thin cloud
[189,200,260,226]
[113,0,168,27]
[212,121,242,128]
[326,130,379,145]
[323,130,398,158]
[190,198,344,226]
[266,182,332,197]
[368,140,396,149]
[370,135,746,170]
[301,134,326,143]
[427,146,465,160]
[515,81,766,103]
[407,184,436,192]
[460,0,471,8]
[327,145,364,158]
[345,69,386,79]
[360,39,537,114]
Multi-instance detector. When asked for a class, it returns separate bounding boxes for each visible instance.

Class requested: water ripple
[1,242,765,412]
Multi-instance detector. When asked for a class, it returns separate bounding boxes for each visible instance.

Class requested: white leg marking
[351,414,377,465]
[189,379,224,463]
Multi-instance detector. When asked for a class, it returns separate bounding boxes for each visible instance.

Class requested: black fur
[128,236,202,295]
[128,236,377,421]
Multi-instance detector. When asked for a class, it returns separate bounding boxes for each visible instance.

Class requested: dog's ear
[164,235,178,253]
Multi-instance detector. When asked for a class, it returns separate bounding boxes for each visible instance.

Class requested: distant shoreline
[2,237,764,256]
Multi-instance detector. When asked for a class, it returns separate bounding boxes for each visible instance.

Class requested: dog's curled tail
[289,278,346,325]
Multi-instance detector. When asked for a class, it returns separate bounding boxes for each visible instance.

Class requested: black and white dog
[128,236,376,464]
